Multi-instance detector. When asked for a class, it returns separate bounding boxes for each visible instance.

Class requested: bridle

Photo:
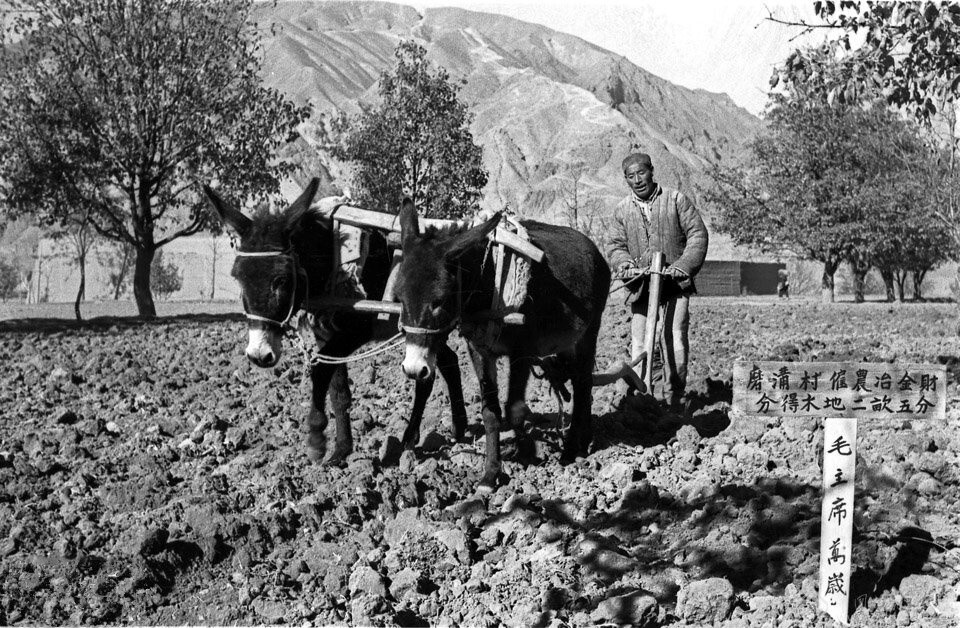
[234,248,308,330]
[397,264,464,337]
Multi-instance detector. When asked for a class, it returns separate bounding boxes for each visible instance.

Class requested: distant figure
[608,152,709,411]
[777,269,789,299]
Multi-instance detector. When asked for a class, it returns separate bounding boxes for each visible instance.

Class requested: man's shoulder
[657,185,682,200]
[660,187,696,209]
[614,195,634,211]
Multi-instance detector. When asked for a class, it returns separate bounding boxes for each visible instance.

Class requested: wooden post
[642,252,664,393]
[818,417,857,625]
[379,250,403,321]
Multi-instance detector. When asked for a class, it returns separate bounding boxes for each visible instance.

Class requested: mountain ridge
[260,0,762,258]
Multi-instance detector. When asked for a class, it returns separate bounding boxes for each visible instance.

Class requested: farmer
[608,152,709,411]
[777,268,789,298]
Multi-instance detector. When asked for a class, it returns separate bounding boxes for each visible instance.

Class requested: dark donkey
[202,179,468,464]
[395,199,610,489]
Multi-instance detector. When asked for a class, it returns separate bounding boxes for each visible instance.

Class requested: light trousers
[630,294,690,403]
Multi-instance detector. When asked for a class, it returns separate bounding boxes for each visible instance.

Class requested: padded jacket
[607,186,709,298]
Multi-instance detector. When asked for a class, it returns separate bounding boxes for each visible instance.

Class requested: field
[1,296,959,627]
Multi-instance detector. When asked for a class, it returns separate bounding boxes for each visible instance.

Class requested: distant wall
[696,260,785,296]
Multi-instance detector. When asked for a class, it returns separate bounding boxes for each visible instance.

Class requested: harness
[397,265,464,337]
[234,249,307,330]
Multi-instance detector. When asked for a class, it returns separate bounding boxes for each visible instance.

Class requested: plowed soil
[1,297,958,627]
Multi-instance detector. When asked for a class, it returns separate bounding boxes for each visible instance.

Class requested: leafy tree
[706,97,938,303]
[770,1,960,308]
[0,0,308,318]
[150,250,183,300]
[326,40,488,219]
[0,258,20,301]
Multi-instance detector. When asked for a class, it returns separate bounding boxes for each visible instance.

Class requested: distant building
[696,260,785,296]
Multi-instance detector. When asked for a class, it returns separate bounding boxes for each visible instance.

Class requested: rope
[296,330,405,366]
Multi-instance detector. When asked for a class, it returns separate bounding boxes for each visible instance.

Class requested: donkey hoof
[515,435,537,463]
[559,444,581,466]
[306,444,326,464]
[477,470,502,493]
[322,453,348,468]
[401,432,420,451]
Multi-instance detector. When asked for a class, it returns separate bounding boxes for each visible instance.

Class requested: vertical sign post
[733,361,947,625]
[818,417,856,623]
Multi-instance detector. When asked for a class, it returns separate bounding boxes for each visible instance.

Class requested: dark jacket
[607,186,709,300]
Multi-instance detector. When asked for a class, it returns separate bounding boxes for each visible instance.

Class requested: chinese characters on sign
[732,361,947,627]
[733,362,946,419]
[818,417,856,624]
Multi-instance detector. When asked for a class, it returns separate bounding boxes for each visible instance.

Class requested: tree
[207,237,221,301]
[770,1,960,310]
[706,95,939,303]
[0,218,40,299]
[150,250,183,300]
[98,241,135,300]
[0,0,308,318]
[0,258,19,301]
[560,164,604,239]
[326,40,488,219]
[54,210,95,320]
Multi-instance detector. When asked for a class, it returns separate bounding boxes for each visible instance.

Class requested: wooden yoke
[314,203,544,263]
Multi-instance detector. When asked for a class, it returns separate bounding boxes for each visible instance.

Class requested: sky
[411,0,825,116]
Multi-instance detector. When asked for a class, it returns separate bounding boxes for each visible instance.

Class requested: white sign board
[733,361,947,625]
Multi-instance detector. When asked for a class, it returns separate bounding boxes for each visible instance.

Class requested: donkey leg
[326,364,353,467]
[306,362,339,463]
[468,343,501,491]
[562,372,594,462]
[437,342,468,442]
[401,375,435,449]
[505,354,535,461]
[561,335,599,463]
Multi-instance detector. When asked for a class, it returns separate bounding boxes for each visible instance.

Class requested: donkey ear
[284,177,321,233]
[399,198,420,248]
[446,212,502,260]
[203,185,251,237]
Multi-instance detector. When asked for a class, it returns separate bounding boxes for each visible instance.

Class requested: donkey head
[396,199,501,381]
[203,178,320,368]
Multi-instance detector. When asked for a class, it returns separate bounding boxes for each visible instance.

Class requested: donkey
[202,178,468,465]
[395,199,610,489]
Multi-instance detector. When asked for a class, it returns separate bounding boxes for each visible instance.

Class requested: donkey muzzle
[246,327,282,368]
[401,342,436,381]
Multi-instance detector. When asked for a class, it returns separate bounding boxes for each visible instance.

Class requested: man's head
[622,152,655,200]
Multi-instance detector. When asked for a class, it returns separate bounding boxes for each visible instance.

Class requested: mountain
[259,1,761,255]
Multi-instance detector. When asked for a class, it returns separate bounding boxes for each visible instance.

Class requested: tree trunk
[74,252,86,321]
[853,269,868,303]
[821,261,837,303]
[894,270,908,302]
[209,240,217,301]
[850,257,870,304]
[879,268,895,302]
[133,244,157,319]
[912,269,927,301]
[114,246,131,300]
